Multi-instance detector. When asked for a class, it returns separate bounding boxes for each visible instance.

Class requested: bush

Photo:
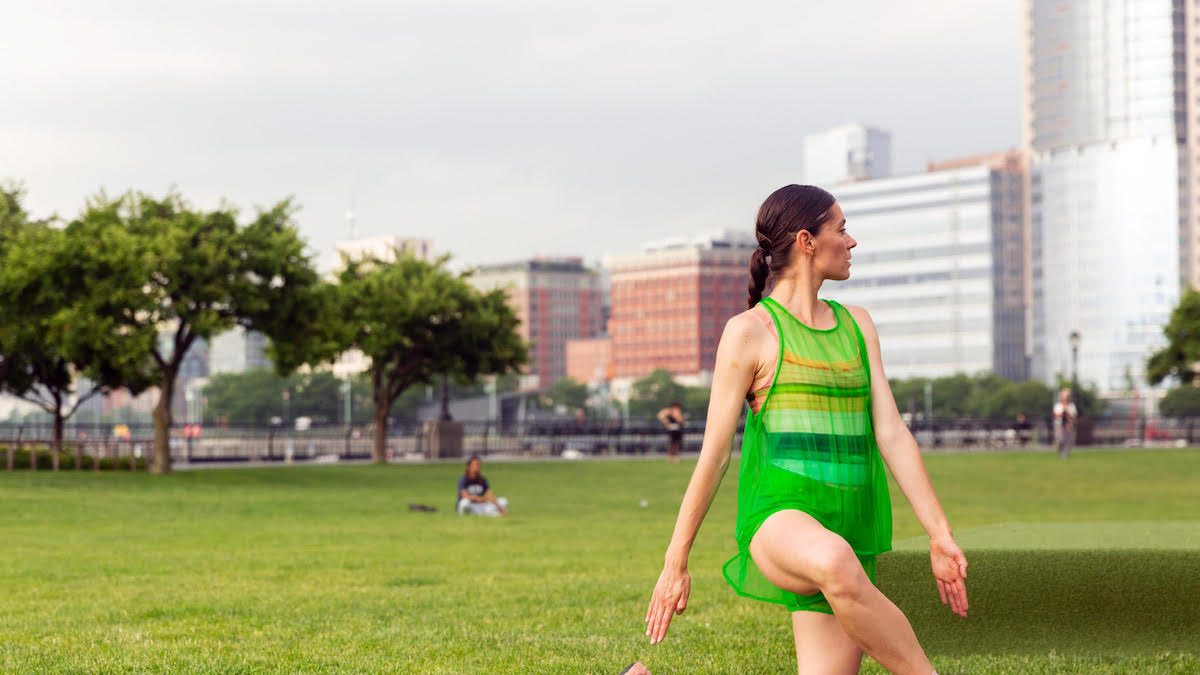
[0,444,148,470]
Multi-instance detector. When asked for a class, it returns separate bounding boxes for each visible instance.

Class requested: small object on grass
[618,661,651,675]
[639,499,649,508]
[408,503,438,513]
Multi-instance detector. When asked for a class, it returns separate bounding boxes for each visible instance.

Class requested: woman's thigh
[749,509,857,597]
[791,611,862,675]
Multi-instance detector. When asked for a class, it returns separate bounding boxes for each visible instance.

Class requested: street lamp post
[1069,330,1081,396]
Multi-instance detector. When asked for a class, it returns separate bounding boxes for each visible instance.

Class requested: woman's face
[467,459,481,477]
[805,202,856,281]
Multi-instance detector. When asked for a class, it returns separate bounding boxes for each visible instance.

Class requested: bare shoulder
[724,306,772,340]
[842,304,879,341]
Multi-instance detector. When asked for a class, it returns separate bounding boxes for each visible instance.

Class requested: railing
[0,415,1194,469]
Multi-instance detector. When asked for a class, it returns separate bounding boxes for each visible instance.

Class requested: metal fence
[0,415,1194,468]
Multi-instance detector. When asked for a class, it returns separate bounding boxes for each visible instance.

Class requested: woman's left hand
[930,534,968,618]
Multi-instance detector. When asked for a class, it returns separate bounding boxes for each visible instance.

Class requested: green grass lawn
[0,449,1198,674]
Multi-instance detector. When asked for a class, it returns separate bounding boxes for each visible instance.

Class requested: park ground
[1,449,1198,674]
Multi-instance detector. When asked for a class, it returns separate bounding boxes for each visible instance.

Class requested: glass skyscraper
[1026,0,1185,391]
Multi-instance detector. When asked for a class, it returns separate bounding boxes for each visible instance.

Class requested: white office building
[828,152,1028,381]
[209,327,269,375]
[1025,0,1185,391]
[803,124,893,187]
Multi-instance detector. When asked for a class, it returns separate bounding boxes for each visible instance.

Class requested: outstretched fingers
[645,596,673,644]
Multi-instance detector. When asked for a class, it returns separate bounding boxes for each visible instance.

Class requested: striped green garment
[723,297,892,609]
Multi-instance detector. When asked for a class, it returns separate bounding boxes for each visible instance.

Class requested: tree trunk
[151,374,176,474]
[25,426,33,472]
[371,368,389,464]
[440,373,452,421]
[52,405,64,472]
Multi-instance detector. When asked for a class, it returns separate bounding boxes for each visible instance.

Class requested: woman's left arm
[847,305,969,619]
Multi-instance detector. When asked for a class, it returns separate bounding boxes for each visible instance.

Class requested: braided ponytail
[746,247,770,309]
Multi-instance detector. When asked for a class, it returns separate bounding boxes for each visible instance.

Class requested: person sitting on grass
[456,455,508,517]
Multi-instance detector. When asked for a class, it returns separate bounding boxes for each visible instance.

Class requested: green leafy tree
[682,386,710,420]
[55,192,336,473]
[1148,288,1200,386]
[545,377,589,412]
[335,253,527,462]
[1159,385,1200,419]
[974,378,1056,420]
[0,188,152,470]
[204,369,358,426]
[628,369,686,419]
[1160,385,1200,444]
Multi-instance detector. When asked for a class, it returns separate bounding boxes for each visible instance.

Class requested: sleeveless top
[722,297,892,606]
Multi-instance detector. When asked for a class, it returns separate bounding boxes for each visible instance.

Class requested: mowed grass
[0,449,1198,674]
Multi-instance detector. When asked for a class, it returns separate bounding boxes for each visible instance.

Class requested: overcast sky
[1,0,1022,271]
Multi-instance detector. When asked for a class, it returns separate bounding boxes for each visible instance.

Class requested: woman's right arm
[644,314,762,644]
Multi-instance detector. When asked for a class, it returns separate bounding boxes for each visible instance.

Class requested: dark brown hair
[747,185,837,308]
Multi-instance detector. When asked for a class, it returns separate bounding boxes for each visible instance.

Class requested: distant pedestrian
[656,402,686,463]
[1053,389,1077,458]
[1014,412,1031,447]
[456,455,508,517]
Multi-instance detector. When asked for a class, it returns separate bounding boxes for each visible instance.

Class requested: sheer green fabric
[722,297,892,609]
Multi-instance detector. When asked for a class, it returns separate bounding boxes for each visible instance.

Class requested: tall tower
[1025,0,1184,392]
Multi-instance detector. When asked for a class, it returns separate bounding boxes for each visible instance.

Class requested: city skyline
[2,1,1022,271]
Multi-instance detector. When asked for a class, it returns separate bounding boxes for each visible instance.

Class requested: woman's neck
[769,270,827,324]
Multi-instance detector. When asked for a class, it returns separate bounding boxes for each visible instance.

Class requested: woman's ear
[795,229,816,256]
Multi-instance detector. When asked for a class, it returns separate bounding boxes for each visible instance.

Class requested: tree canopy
[1147,288,1200,387]
[53,191,334,473]
[334,252,527,462]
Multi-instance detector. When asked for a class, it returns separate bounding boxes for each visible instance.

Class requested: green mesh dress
[722,297,892,614]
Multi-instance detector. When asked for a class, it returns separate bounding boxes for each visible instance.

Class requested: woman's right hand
[645,563,691,644]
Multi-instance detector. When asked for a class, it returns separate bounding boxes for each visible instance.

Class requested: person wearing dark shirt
[656,402,686,463]
[456,455,508,517]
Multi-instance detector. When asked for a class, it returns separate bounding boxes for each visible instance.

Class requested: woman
[456,455,508,517]
[644,185,968,675]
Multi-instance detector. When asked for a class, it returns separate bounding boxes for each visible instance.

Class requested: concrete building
[334,235,434,268]
[803,124,893,187]
[1025,0,1184,391]
[829,151,1028,380]
[607,231,755,382]
[470,257,604,388]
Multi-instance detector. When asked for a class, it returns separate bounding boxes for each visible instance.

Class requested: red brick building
[471,257,604,388]
[608,234,754,381]
[565,337,613,384]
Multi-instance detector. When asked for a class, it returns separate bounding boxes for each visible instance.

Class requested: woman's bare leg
[791,611,862,675]
[750,510,933,675]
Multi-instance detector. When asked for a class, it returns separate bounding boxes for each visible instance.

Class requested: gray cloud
[1,0,1021,270]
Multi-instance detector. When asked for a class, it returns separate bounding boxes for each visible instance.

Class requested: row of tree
[0,185,526,472]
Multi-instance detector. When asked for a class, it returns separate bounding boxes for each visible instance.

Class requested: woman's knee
[811,544,868,602]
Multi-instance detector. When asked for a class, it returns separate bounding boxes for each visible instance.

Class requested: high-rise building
[1025,0,1184,391]
[830,151,1029,380]
[209,327,269,375]
[607,232,754,382]
[803,124,893,186]
[471,258,604,388]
